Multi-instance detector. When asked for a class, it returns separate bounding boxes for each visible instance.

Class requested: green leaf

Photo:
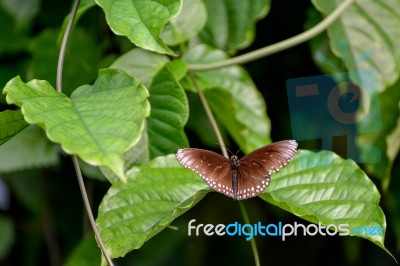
[0,110,28,145]
[0,126,59,173]
[147,64,189,158]
[312,0,400,92]
[110,48,169,87]
[0,216,15,260]
[160,0,207,45]
[3,69,150,181]
[183,45,271,152]
[260,150,392,257]
[95,0,182,55]
[199,0,270,54]
[96,155,208,260]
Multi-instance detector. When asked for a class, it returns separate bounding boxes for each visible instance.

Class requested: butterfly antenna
[216,143,233,156]
[234,145,249,156]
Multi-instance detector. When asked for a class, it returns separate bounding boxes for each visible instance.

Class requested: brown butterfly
[176,140,298,200]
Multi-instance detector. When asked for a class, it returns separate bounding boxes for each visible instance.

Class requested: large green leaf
[312,0,400,92]
[0,126,59,172]
[95,0,181,55]
[260,150,392,257]
[183,45,271,153]
[96,155,208,261]
[147,64,189,158]
[199,0,270,54]
[0,110,28,145]
[3,69,150,181]
[160,0,207,46]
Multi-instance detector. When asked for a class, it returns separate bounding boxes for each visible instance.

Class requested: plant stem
[239,201,260,266]
[188,0,355,71]
[188,71,229,159]
[56,0,114,265]
[72,156,114,266]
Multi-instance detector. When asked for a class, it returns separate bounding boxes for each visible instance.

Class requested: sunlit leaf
[3,69,150,181]
[260,150,392,257]
[95,0,182,55]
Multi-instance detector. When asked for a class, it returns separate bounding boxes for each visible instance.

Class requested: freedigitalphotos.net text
[188,219,383,241]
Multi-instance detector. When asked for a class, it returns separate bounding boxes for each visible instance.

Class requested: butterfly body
[176,140,298,200]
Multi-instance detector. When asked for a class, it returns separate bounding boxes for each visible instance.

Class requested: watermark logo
[188,219,383,241]
[286,42,381,163]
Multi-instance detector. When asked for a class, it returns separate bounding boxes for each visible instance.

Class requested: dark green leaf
[0,110,28,145]
[147,64,189,158]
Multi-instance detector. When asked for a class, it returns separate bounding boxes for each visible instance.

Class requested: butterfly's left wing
[176,148,236,198]
[237,140,298,199]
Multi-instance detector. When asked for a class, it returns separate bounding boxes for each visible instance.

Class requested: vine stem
[239,201,260,266]
[188,72,260,265]
[56,0,114,265]
[188,71,229,159]
[188,0,355,71]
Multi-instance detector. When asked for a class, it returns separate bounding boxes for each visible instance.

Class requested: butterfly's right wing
[236,140,298,199]
[176,148,235,198]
